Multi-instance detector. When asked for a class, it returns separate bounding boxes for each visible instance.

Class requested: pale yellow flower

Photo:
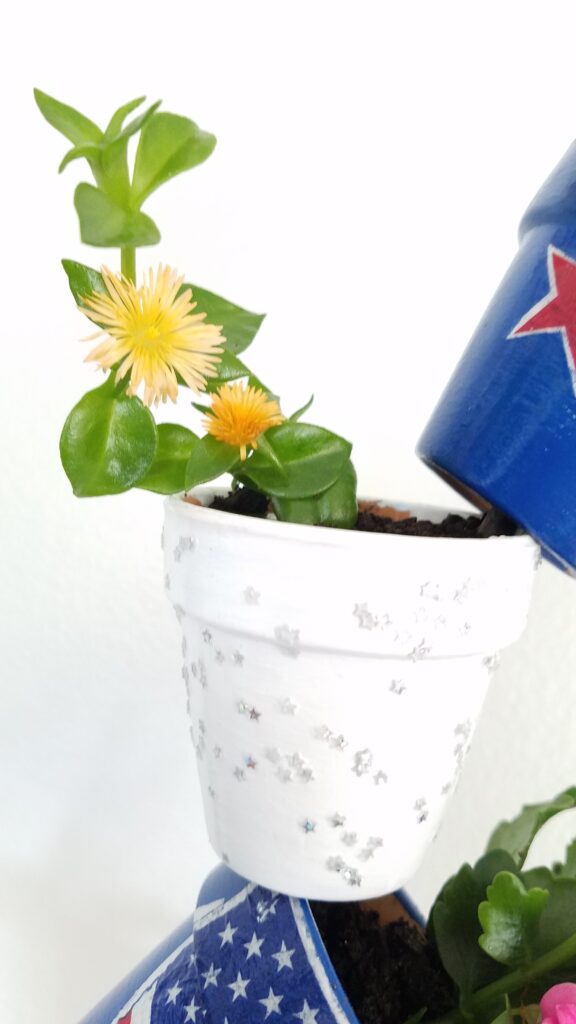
[203,382,284,460]
[81,265,224,406]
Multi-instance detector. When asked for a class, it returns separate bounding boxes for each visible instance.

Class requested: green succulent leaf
[289,395,314,422]
[184,435,239,490]
[478,872,549,967]
[486,788,576,869]
[519,869,576,953]
[131,112,216,206]
[34,88,103,146]
[181,282,265,356]
[137,424,198,494]
[555,840,576,879]
[60,375,157,496]
[74,183,160,247]
[271,459,358,527]
[242,422,352,499]
[104,96,146,138]
[58,142,102,174]
[429,850,519,995]
[62,259,105,308]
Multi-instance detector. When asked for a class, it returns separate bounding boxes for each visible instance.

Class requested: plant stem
[430,930,576,1024]
[121,246,136,283]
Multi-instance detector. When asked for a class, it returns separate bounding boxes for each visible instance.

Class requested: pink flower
[541,983,576,1024]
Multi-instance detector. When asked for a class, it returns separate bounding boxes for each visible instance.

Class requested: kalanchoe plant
[409,788,576,1024]
[36,89,357,526]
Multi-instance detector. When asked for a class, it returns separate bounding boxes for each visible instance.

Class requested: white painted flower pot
[164,491,539,900]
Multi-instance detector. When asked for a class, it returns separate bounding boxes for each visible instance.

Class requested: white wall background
[3,2,576,1021]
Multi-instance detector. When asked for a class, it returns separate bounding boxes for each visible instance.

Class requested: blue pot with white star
[418,139,576,574]
[80,862,423,1024]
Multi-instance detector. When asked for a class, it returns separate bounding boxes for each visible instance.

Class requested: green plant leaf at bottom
[271,459,358,527]
[184,435,239,490]
[137,424,198,494]
[60,376,157,496]
[478,872,549,967]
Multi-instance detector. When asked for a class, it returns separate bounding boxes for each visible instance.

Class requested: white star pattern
[184,995,201,1022]
[228,971,251,1001]
[295,999,320,1022]
[271,939,295,971]
[165,982,182,1004]
[259,987,284,1018]
[218,921,238,946]
[244,931,265,959]
[201,962,222,988]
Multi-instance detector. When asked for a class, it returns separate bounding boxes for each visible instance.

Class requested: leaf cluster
[35,89,215,248]
[409,789,576,1024]
[59,261,356,526]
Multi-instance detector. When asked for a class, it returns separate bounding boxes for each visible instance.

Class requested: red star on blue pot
[509,245,576,393]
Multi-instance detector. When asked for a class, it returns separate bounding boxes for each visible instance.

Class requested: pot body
[164,492,538,899]
[81,862,421,1024]
[418,140,576,574]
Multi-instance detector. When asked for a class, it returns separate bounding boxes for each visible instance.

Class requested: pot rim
[165,489,539,555]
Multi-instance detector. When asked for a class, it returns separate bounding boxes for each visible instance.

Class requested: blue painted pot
[418,140,576,573]
[81,863,422,1024]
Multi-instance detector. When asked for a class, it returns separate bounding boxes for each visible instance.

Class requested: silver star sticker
[280,697,298,715]
[215,649,225,663]
[249,706,262,722]
[244,931,265,959]
[352,748,373,776]
[353,602,379,629]
[245,755,257,770]
[228,971,250,1001]
[244,585,260,604]
[259,987,284,1018]
[202,962,222,988]
[373,770,388,786]
[202,628,212,644]
[302,819,316,833]
[233,650,244,666]
[295,999,320,1022]
[331,812,346,827]
[218,921,238,946]
[213,745,222,759]
[234,767,246,782]
[272,939,295,971]
[341,831,358,846]
[166,982,182,1004]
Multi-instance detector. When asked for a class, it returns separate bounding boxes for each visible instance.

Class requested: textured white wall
[3,2,576,1021]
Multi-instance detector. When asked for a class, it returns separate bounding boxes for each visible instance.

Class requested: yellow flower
[80,265,225,406]
[204,382,284,460]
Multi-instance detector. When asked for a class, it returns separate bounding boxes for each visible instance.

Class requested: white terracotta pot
[164,491,539,900]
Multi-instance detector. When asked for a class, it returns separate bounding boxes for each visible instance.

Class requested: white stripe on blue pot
[80,863,424,1024]
[164,490,538,899]
[419,140,576,575]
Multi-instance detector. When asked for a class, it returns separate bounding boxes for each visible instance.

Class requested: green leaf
[104,96,146,138]
[556,840,576,879]
[289,395,314,421]
[181,282,265,356]
[401,1011,427,1024]
[478,872,549,967]
[34,88,103,145]
[272,459,358,527]
[74,183,160,247]
[58,142,102,174]
[137,424,198,494]
[203,351,252,392]
[486,788,576,869]
[242,422,352,499]
[107,101,162,144]
[60,376,157,496]
[429,850,519,995]
[184,435,239,490]
[62,259,106,308]
[131,112,216,205]
[519,869,576,954]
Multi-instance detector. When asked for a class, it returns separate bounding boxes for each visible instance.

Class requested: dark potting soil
[310,901,456,1024]
[205,487,520,538]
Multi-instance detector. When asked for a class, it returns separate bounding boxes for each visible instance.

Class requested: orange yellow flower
[203,382,284,460]
[80,265,224,406]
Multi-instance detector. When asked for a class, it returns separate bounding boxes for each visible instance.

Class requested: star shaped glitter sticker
[509,245,576,393]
